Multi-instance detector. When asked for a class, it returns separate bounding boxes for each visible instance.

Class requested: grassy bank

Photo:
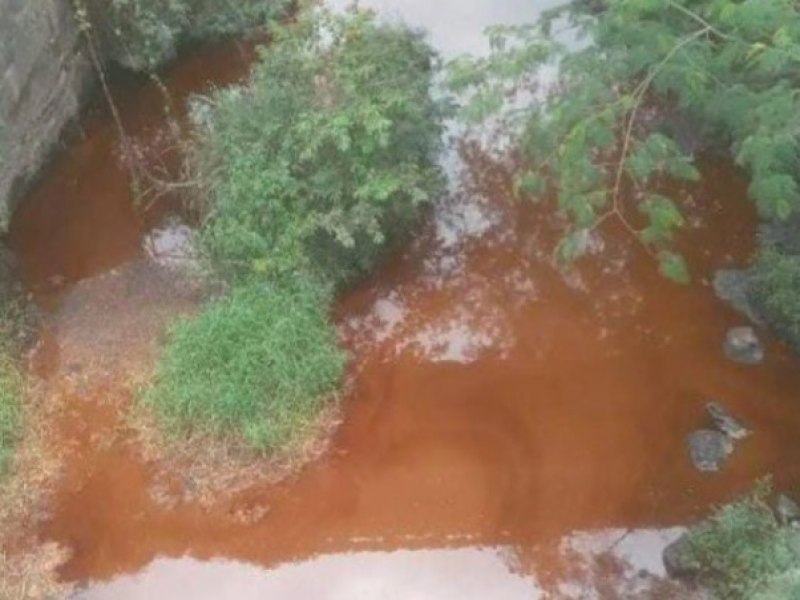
[145,6,444,458]
[145,280,346,453]
[678,485,800,599]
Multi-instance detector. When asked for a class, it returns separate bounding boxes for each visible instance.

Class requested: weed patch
[684,485,800,599]
[144,279,346,453]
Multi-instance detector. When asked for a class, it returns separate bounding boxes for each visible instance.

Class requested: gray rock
[713,269,763,326]
[706,402,750,440]
[0,0,94,231]
[777,494,800,527]
[724,326,765,365]
[663,533,701,580]
[687,430,733,472]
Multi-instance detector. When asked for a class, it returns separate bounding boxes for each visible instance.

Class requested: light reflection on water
[73,527,685,599]
[74,547,539,600]
[326,0,563,59]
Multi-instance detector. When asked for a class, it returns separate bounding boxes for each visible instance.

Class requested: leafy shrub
[750,247,800,349]
[754,569,800,600]
[145,7,443,456]
[192,7,445,287]
[82,0,291,71]
[145,279,346,453]
[684,485,800,599]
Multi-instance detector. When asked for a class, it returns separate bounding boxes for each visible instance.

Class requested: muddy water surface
[8,1,800,598]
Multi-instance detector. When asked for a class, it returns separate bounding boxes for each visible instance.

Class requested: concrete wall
[0,0,93,231]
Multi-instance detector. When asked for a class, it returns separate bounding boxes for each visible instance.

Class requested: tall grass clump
[145,279,346,453]
[683,485,800,599]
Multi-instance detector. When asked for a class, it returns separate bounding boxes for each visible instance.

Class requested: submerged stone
[687,430,733,472]
[706,402,750,440]
[662,534,700,581]
[723,326,765,365]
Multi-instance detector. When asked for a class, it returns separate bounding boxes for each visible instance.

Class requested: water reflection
[74,548,539,600]
[74,527,688,600]
[327,0,562,59]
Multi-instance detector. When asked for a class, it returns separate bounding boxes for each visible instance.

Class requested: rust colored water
[6,1,800,598]
[8,39,259,303]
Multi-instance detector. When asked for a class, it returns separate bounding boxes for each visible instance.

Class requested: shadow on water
[5,0,800,598]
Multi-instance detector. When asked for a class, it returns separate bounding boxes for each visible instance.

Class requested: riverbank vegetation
[146,6,444,457]
[76,0,291,71]
[0,356,21,478]
[679,485,800,599]
[752,248,800,348]
[146,280,346,453]
[190,7,444,287]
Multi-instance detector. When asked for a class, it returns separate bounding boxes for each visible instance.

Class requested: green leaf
[667,158,701,182]
[640,194,685,243]
[514,171,546,199]
[251,258,270,274]
[658,251,690,284]
[556,229,591,263]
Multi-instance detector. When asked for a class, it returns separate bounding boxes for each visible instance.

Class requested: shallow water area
[6,0,800,598]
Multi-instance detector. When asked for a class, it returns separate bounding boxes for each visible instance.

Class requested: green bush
[192,7,445,287]
[145,7,443,456]
[145,279,346,453]
[750,247,800,349]
[685,486,800,599]
[754,569,800,600]
[83,0,291,71]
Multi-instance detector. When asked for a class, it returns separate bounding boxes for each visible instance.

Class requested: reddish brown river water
[7,1,800,598]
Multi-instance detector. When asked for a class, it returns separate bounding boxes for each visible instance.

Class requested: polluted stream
[7,0,800,598]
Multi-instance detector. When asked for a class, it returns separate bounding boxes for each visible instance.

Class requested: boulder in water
[706,402,750,440]
[687,430,733,472]
[723,326,765,365]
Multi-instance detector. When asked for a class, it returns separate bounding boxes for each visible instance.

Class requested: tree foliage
[449,0,800,281]
[192,6,445,286]
[81,0,290,71]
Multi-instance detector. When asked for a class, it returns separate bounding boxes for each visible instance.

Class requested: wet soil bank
[4,1,800,598]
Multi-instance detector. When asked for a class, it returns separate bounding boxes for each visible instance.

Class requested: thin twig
[82,27,142,191]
